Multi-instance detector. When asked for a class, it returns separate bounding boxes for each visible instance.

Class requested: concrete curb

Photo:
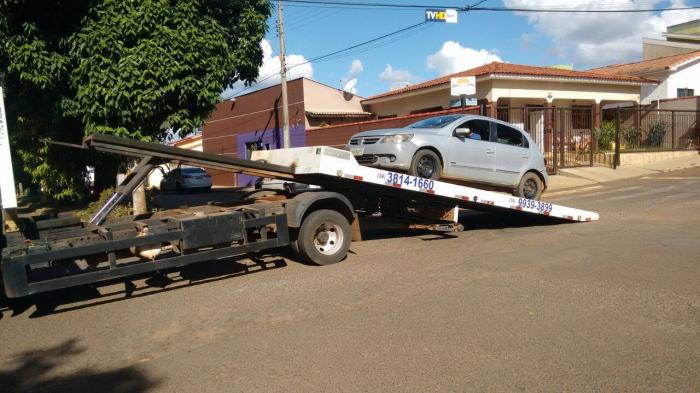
[547,155,700,193]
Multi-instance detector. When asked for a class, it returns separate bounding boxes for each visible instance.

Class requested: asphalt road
[1,168,699,392]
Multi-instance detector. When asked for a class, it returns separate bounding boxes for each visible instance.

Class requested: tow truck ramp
[1,134,598,298]
[251,146,599,223]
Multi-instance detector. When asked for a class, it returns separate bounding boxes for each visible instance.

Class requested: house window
[572,106,592,129]
[677,88,694,97]
[246,141,270,159]
[450,98,477,108]
[409,106,443,115]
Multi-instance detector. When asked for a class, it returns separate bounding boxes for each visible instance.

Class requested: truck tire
[515,172,544,201]
[409,149,441,180]
[295,209,351,266]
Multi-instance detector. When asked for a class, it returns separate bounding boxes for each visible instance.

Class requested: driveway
[1,168,699,392]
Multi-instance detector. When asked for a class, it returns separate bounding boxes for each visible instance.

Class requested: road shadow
[0,339,160,393]
[357,209,568,242]
[0,253,286,319]
[457,209,569,230]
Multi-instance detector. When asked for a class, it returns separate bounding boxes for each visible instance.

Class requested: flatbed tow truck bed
[1,134,598,298]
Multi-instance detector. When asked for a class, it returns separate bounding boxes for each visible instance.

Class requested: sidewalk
[547,153,700,192]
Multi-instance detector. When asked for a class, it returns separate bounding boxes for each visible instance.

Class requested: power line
[278,0,700,13]
[227,20,429,97]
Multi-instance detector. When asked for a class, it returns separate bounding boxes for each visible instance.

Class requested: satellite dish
[342,78,357,93]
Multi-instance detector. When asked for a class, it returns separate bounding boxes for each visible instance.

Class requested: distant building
[643,19,700,60]
[362,61,653,128]
[589,51,700,105]
[201,77,369,186]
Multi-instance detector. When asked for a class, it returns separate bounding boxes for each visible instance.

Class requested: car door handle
[521,154,530,159]
[486,149,495,155]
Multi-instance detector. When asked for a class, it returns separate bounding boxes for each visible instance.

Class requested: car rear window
[406,115,463,129]
[496,124,528,148]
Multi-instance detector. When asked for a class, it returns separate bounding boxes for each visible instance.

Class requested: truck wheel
[409,150,441,180]
[295,209,351,266]
[515,172,544,200]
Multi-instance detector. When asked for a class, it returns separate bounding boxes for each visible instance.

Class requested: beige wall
[487,78,641,104]
[657,97,700,111]
[365,78,641,117]
[643,38,700,60]
[364,86,453,117]
[302,79,365,128]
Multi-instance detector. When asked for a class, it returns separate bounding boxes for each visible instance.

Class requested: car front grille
[349,137,381,145]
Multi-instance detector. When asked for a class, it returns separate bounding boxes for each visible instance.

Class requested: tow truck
[0,95,599,299]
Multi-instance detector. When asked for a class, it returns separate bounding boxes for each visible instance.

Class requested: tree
[0,0,271,202]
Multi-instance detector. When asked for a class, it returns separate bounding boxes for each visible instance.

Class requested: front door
[493,122,531,187]
[446,119,496,183]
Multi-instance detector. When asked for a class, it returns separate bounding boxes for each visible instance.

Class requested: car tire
[409,149,442,180]
[175,182,183,194]
[515,172,544,200]
[295,209,351,266]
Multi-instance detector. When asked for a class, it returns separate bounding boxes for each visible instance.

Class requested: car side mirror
[454,127,471,137]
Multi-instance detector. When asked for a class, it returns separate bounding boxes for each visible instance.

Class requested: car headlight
[380,134,413,143]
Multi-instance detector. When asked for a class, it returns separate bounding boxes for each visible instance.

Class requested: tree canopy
[0,0,271,200]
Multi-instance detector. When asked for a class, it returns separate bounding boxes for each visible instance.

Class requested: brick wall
[306,106,483,148]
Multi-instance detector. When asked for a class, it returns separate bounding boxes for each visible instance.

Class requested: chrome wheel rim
[313,222,343,255]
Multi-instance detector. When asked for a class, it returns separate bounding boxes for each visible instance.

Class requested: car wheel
[515,172,544,200]
[409,150,442,180]
[175,182,183,193]
[295,209,351,266]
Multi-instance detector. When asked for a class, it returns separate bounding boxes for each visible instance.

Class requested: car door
[493,122,531,187]
[445,119,496,183]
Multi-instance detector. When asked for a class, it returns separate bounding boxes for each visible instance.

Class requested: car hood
[350,127,443,138]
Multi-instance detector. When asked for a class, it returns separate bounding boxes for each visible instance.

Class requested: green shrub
[622,125,642,149]
[78,187,131,221]
[647,121,667,148]
[594,120,616,151]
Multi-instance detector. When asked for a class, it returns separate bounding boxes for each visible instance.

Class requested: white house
[589,50,700,105]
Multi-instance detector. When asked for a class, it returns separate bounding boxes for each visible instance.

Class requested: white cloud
[340,59,364,94]
[223,39,313,98]
[426,41,503,75]
[503,0,700,67]
[379,64,420,90]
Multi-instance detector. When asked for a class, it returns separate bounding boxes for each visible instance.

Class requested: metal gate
[497,107,594,173]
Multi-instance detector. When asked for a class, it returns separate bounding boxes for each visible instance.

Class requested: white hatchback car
[160,166,212,193]
[346,114,548,200]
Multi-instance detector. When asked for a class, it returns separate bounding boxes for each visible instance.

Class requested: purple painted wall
[235,124,306,187]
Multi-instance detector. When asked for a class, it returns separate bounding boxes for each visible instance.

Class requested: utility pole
[277,0,291,149]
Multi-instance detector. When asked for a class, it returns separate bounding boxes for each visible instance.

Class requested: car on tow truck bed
[346,114,548,200]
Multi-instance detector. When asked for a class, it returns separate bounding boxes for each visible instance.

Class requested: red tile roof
[363,61,655,102]
[588,50,700,76]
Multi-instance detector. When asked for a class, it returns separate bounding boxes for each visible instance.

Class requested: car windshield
[181,168,206,174]
[406,115,463,129]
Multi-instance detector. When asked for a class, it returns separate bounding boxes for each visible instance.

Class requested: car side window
[496,123,528,148]
[456,119,491,141]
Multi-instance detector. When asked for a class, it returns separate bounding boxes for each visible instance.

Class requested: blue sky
[225,0,700,98]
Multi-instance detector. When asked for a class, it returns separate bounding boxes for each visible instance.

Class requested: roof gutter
[479,73,658,85]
